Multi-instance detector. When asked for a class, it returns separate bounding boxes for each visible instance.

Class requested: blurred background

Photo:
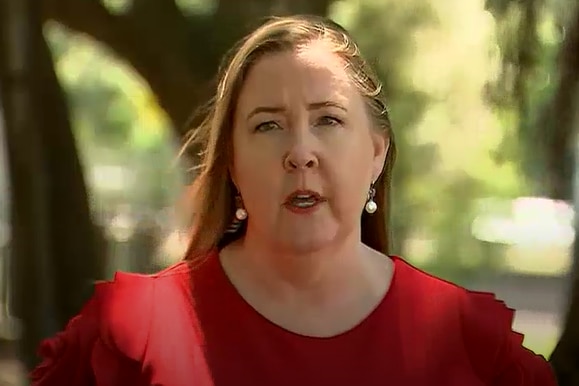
[1,0,579,384]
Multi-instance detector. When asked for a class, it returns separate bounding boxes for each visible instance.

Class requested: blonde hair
[182,15,396,261]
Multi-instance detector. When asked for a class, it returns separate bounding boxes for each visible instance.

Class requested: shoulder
[393,256,518,333]
[390,255,464,307]
[97,261,193,360]
[30,260,193,385]
[393,256,556,385]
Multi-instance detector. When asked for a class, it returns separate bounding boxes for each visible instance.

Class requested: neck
[223,225,374,304]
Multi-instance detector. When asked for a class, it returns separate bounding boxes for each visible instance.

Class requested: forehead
[236,44,359,110]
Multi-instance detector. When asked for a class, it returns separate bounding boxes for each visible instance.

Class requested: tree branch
[41,0,122,51]
[41,0,336,135]
[127,0,193,62]
[548,7,579,385]
[41,0,201,131]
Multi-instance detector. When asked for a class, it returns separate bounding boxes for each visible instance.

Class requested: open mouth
[283,190,326,209]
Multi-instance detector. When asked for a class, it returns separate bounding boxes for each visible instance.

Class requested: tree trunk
[35,19,105,330]
[0,0,104,370]
[547,5,579,385]
[540,4,579,202]
[0,0,57,371]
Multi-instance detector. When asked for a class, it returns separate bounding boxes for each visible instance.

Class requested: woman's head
[184,15,396,259]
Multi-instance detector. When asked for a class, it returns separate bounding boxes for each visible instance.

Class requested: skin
[220,41,394,337]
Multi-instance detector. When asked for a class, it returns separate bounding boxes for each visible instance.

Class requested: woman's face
[231,42,388,253]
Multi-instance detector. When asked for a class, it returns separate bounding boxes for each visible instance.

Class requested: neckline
[209,249,402,341]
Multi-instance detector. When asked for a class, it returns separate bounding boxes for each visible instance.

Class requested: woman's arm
[30,274,153,386]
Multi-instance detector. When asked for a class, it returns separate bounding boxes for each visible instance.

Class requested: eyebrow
[246,101,347,121]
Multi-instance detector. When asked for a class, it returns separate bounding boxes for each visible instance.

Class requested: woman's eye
[254,121,281,132]
[317,116,343,127]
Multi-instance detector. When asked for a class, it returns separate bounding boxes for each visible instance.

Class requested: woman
[31,15,557,386]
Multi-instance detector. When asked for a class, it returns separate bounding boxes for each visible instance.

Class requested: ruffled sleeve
[460,290,557,385]
[30,288,102,385]
[30,272,155,386]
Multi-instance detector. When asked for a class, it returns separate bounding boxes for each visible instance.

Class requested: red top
[30,250,556,386]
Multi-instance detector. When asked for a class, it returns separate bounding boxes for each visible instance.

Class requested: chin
[275,233,336,255]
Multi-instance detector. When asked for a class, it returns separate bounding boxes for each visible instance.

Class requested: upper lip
[283,189,326,204]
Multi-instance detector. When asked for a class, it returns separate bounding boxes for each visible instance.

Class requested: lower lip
[283,200,324,215]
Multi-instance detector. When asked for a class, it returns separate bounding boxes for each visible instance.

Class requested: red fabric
[30,251,557,386]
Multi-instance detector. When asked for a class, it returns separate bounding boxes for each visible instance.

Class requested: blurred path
[0,341,23,386]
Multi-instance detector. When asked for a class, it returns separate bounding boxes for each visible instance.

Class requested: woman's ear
[371,133,389,183]
[229,167,240,193]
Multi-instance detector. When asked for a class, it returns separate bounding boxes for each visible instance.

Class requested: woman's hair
[182,14,397,261]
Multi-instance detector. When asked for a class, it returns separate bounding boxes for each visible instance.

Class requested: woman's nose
[283,133,319,171]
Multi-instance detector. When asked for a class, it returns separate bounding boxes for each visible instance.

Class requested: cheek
[330,133,374,182]
[325,135,375,213]
[231,144,282,209]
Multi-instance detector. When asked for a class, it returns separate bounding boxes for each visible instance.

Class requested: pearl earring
[235,207,247,220]
[365,185,377,214]
[225,195,247,234]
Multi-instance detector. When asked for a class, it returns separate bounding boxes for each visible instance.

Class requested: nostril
[283,152,318,170]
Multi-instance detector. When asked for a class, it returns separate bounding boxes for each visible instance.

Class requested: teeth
[292,200,316,208]
[289,194,317,208]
